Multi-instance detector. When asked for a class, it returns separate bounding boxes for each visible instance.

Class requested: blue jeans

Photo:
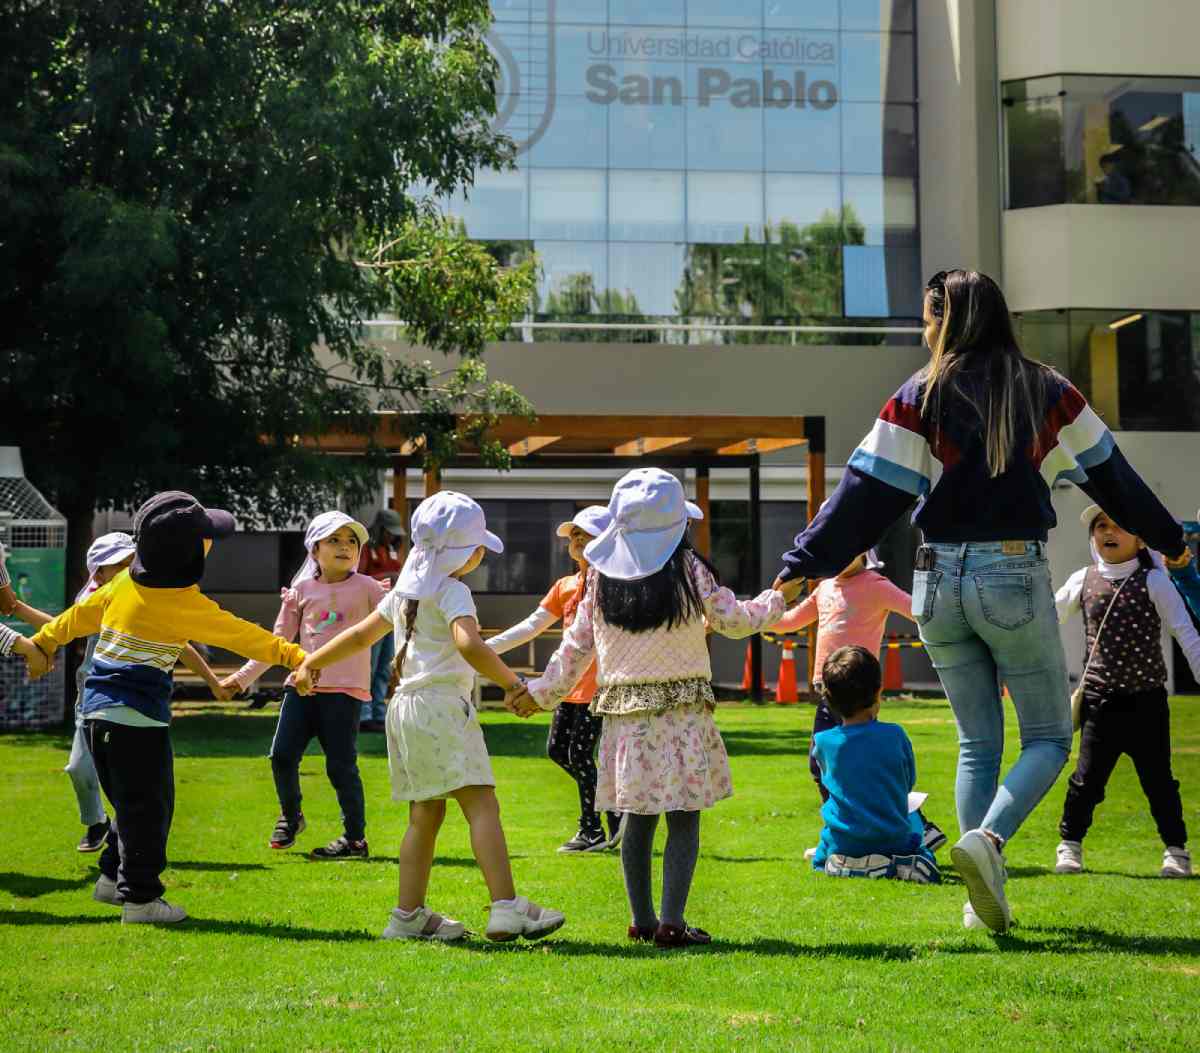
[913,542,1072,843]
[65,702,106,826]
[360,633,395,724]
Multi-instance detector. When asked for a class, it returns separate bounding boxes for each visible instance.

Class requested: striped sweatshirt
[779,370,1184,582]
[33,570,306,724]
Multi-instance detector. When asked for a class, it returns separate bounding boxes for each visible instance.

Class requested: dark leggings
[808,697,841,803]
[547,703,603,833]
[621,811,702,929]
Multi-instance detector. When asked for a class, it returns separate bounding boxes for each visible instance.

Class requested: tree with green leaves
[0,0,535,601]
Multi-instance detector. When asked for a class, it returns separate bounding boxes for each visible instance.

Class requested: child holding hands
[294,491,564,942]
[516,468,785,947]
[1053,505,1199,878]
[224,512,384,858]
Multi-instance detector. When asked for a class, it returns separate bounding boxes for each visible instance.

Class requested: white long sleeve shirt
[1056,556,1200,684]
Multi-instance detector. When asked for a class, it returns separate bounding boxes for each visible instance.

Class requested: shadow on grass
[718,729,807,757]
[0,872,94,898]
[956,925,1200,957]
[345,856,526,867]
[168,861,269,873]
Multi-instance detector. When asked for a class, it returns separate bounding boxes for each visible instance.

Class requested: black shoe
[269,813,306,850]
[77,818,110,853]
[557,829,608,854]
[605,812,625,849]
[311,835,369,860]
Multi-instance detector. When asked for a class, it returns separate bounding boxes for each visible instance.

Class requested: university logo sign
[488,5,841,155]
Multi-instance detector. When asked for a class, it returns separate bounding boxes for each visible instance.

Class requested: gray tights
[620,810,701,929]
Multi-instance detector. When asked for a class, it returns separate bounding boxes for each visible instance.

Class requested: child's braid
[387,598,419,697]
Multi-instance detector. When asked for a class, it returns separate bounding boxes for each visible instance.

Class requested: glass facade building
[1004,75,1200,209]
[444,0,921,325]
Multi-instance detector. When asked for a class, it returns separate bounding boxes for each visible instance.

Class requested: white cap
[77,531,136,601]
[583,468,703,581]
[291,511,369,586]
[393,491,503,599]
[556,505,613,539]
[1080,503,1104,529]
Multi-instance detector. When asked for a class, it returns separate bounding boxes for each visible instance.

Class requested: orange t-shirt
[541,572,598,704]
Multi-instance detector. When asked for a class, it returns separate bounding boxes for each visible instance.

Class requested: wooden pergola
[314,413,826,700]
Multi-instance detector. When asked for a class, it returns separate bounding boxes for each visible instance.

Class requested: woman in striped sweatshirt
[773,270,1193,934]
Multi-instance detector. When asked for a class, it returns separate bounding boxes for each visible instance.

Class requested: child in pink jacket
[774,549,945,855]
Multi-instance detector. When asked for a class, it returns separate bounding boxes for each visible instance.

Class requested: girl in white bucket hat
[521,468,786,947]
[224,511,386,860]
[488,505,623,854]
[293,491,564,943]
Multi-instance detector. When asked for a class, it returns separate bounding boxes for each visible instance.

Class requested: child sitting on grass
[810,645,939,884]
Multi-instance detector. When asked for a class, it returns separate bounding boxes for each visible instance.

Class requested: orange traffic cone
[883,642,904,692]
[740,643,753,692]
[776,640,798,704]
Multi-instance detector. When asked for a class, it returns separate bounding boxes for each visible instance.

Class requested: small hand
[772,575,805,604]
[293,662,317,696]
[0,584,15,617]
[17,638,52,679]
[217,674,243,701]
[1165,547,1194,571]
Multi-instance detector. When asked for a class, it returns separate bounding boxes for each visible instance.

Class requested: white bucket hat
[77,531,137,601]
[556,505,613,539]
[394,491,503,599]
[291,511,369,586]
[583,468,703,581]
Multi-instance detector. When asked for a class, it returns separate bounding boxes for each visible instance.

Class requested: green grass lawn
[2,696,1198,1052]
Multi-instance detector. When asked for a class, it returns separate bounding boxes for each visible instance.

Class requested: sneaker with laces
[486,896,565,941]
[951,829,1012,934]
[1161,846,1192,878]
[93,874,123,906]
[382,905,467,942]
[311,835,369,860]
[922,821,948,854]
[557,829,607,854]
[122,898,187,925]
[77,818,111,853]
[803,846,818,861]
[269,813,306,850]
[1055,840,1084,874]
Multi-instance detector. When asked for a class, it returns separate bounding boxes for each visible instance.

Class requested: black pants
[1059,687,1187,846]
[269,689,365,841]
[88,720,175,905]
[808,699,841,804]
[547,703,603,833]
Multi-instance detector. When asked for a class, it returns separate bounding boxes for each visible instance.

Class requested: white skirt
[386,686,495,802]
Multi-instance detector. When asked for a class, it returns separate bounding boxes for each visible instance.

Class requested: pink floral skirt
[595,702,733,814]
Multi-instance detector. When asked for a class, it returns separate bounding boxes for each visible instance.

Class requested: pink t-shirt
[234,572,386,700]
[773,570,913,683]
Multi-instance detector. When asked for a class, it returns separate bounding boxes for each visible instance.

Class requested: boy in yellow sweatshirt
[29,492,307,924]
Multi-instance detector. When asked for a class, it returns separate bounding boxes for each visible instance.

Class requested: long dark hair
[922,270,1050,477]
[597,532,719,633]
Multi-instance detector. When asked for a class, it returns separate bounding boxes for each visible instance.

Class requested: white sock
[395,906,422,920]
[492,897,518,908]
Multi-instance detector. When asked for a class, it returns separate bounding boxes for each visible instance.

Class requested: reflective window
[530,169,606,239]
[1004,75,1200,209]
[535,242,609,314]
[687,99,765,171]
[462,501,578,594]
[1014,310,1200,430]
[609,242,689,315]
[842,102,917,175]
[841,174,918,245]
[687,172,764,242]
[448,3,923,323]
[609,170,686,241]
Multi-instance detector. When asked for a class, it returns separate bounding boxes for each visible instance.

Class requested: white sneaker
[962,901,988,931]
[803,846,818,861]
[381,905,466,942]
[1162,846,1193,878]
[121,898,188,925]
[485,896,565,942]
[1055,840,1084,874]
[92,874,123,906]
[951,830,1012,934]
